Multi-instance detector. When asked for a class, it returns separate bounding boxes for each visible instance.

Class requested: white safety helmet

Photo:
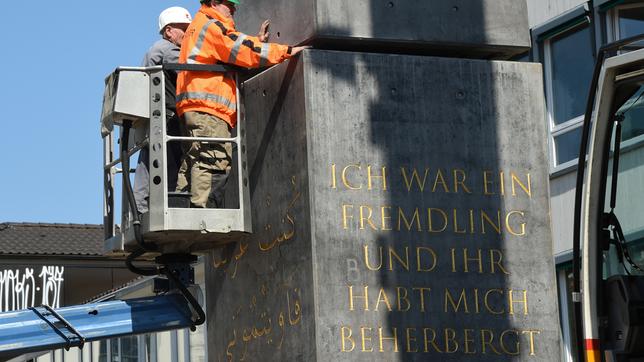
[158,7,192,33]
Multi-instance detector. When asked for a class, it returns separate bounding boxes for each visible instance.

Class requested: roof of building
[0,223,104,256]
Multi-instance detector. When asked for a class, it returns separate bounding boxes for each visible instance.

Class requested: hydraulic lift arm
[0,294,194,360]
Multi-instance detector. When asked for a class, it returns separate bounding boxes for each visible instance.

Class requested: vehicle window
[602,84,644,278]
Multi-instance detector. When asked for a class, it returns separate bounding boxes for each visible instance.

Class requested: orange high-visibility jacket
[176,5,293,127]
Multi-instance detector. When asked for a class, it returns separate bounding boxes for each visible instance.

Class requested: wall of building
[550,172,577,257]
[526,0,587,27]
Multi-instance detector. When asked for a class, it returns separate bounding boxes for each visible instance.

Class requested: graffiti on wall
[0,266,64,312]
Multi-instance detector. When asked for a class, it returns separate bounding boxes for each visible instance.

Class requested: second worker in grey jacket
[134,6,192,214]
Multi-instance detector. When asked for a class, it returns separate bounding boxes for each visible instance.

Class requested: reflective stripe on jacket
[176,5,292,127]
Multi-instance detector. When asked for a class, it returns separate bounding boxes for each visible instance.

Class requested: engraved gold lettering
[428,208,448,233]
[401,167,430,192]
[522,330,541,356]
[445,289,469,313]
[483,171,495,195]
[374,288,393,312]
[378,327,399,352]
[388,247,410,271]
[484,289,505,315]
[481,210,501,234]
[490,249,510,275]
[287,289,302,326]
[481,329,502,355]
[453,209,466,234]
[432,169,450,193]
[363,245,383,271]
[469,209,475,234]
[342,204,353,230]
[360,327,374,352]
[277,312,285,348]
[367,165,387,191]
[451,248,457,273]
[444,328,458,353]
[226,330,237,361]
[348,286,369,311]
[474,289,480,313]
[341,326,355,352]
[464,329,476,354]
[398,207,422,231]
[341,164,362,190]
[414,287,431,312]
[406,328,419,353]
[397,287,411,312]
[360,205,378,230]
[381,206,392,231]
[508,289,528,315]
[359,206,378,230]
[453,169,472,194]
[500,171,505,196]
[511,172,531,198]
[423,328,442,353]
[500,330,520,355]
[417,247,437,272]
[463,248,483,273]
[506,211,526,236]
[331,163,337,189]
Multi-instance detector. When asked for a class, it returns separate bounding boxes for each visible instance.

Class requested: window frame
[531,4,592,174]
[606,2,644,42]
[541,19,593,173]
[556,266,575,362]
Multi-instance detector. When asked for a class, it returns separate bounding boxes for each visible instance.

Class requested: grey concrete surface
[206,49,560,361]
[234,0,530,59]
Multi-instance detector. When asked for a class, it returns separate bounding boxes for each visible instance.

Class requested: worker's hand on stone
[291,45,312,56]
[258,20,270,42]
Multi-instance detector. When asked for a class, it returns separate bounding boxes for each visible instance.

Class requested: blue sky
[0,1,204,224]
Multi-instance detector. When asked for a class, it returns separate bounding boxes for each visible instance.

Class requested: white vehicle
[574,34,644,362]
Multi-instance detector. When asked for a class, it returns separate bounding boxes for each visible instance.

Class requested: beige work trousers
[176,111,232,208]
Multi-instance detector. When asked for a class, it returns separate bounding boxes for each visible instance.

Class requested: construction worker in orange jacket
[175,0,308,208]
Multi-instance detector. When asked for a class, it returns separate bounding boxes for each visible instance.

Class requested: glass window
[99,340,108,362]
[618,6,644,39]
[605,4,644,51]
[618,86,644,141]
[557,265,579,361]
[554,127,583,165]
[110,338,119,361]
[602,85,644,277]
[119,336,139,362]
[543,22,595,170]
[550,26,595,126]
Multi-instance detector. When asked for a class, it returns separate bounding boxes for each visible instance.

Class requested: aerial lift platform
[0,63,251,359]
[101,63,252,256]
